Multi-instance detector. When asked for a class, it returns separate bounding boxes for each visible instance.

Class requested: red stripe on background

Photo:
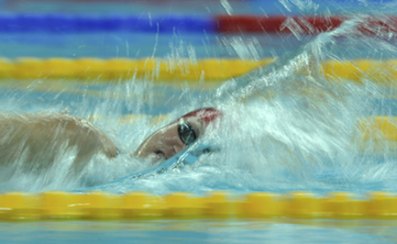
[216,16,397,35]
[358,17,397,35]
[216,16,344,34]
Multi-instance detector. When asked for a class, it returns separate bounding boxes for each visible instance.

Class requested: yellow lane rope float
[359,117,397,152]
[0,58,272,83]
[359,116,397,142]
[0,58,397,85]
[1,191,397,220]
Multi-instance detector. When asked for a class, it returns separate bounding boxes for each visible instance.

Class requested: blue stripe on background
[0,14,217,33]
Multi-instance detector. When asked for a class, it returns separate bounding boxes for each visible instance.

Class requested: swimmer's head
[135,107,221,162]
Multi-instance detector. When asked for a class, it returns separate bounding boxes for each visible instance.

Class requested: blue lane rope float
[0,14,216,33]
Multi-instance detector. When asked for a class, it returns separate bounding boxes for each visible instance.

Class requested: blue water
[0,220,396,243]
[1,0,397,243]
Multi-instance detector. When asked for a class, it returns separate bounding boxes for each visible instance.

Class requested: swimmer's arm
[39,115,119,159]
[0,114,118,159]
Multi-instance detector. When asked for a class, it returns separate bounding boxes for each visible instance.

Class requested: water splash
[0,13,396,194]
[88,15,397,194]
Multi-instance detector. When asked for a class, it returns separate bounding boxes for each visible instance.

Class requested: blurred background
[0,0,397,243]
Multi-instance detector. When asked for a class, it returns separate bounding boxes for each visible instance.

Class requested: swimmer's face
[135,116,204,162]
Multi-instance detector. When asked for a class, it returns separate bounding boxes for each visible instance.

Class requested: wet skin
[135,116,204,161]
[0,110,215,175]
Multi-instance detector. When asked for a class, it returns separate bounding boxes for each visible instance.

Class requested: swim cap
[180,107,221,126]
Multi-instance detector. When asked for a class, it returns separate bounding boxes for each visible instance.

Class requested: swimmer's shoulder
[44,113,119,159]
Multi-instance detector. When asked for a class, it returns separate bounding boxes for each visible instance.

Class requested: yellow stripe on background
[359,116,397,142]
[0,58,272,84]
[0,58,397,85]
[357,117,397,152]
[323,59,397,85]
[0,191,397,220]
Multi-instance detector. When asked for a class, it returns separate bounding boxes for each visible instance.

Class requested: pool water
[0,0,397,243]
[0,219,396,243]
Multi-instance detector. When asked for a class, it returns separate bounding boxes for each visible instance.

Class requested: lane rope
[0,191,397,220]
[0,58,397,85]
[0,14,216,33]
[0,58,271,82]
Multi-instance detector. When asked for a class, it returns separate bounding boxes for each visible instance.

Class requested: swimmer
[0,108,221,174]
[135,107,220,161]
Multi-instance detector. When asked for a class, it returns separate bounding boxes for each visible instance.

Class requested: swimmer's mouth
[176,143,220,166]
[152,142,197,162]
[151,143,219,165]
[152,146,180,161]
[107,143,220,184]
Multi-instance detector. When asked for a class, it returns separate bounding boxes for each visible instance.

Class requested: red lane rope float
[216,16,343,33]
[216,15,397,35]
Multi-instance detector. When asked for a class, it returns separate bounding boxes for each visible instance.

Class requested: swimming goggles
[178,119,197,146]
